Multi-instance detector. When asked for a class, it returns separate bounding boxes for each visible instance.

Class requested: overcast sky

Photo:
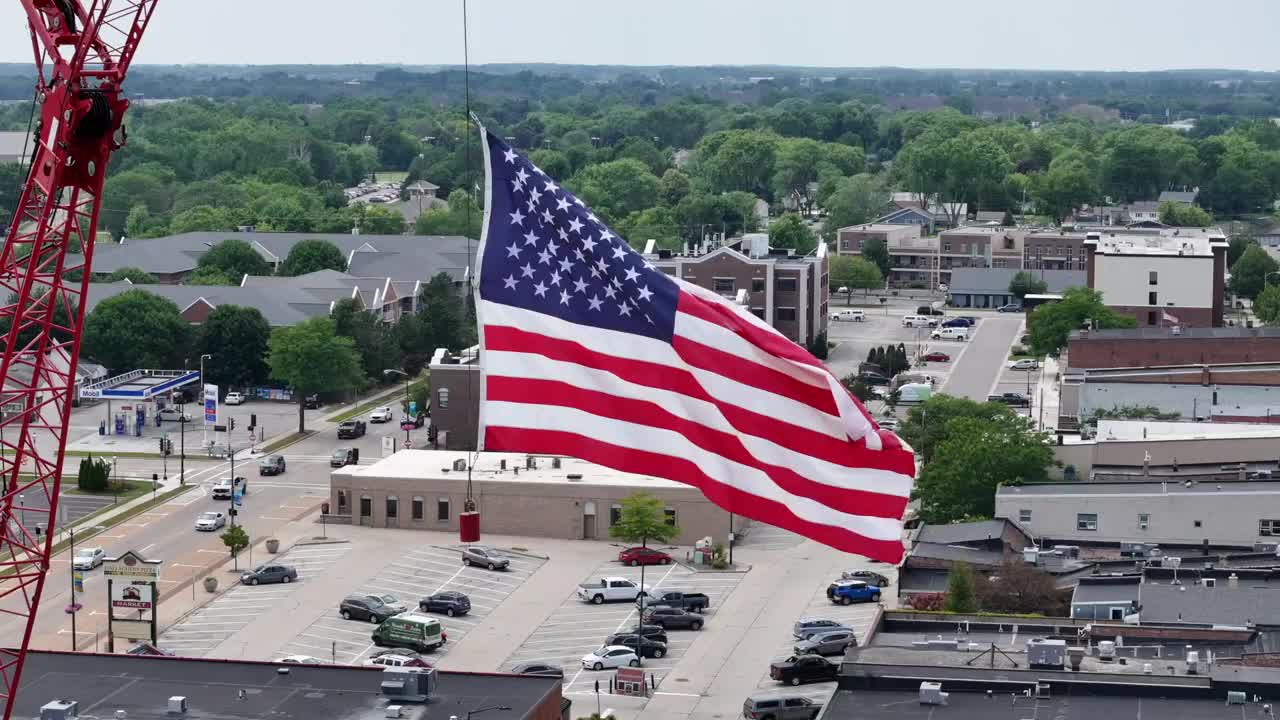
[0,0,1276,71]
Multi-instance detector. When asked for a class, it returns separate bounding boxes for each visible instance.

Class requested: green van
[370,612,447,653]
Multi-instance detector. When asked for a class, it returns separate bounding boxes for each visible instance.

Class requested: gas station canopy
[78,369,201,401]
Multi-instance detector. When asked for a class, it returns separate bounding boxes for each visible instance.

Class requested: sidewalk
[1037,354,1062,432]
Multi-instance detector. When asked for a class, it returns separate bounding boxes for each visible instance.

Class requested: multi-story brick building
[1024,230,1090,272]
[1085,228,1228,328]
[835,223,923,256]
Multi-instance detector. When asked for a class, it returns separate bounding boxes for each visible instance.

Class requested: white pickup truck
[577,577,652,605]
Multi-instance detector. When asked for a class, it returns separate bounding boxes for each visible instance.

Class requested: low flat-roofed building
[329,449,735,545]
[1049,419,1280,481]
[12,649,565,720]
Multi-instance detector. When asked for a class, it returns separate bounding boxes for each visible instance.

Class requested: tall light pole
[383,369,411,447]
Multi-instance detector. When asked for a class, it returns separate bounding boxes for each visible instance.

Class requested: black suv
[339,595,399,623]
[608,628,668,646]
[608,634,667,658]
[419,591,471,617]
[303,394,321,409]
[642,606,704,630]
[337,420,366,439]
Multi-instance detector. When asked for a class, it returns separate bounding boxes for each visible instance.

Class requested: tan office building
[329,449,739,546]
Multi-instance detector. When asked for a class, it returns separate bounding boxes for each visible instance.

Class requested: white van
[902,315,932,328]
[896,383,933,403]
[930,326,969,341]
[830,309,865,322]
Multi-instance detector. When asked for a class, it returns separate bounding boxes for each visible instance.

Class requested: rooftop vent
[919,682,948,706]
[526,456,537,470]
[380,667,437,703]
[40,701,78,720]
[167,697,187,715]
[452,459,466,472]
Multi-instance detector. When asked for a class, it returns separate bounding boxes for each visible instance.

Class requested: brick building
[1085,228,1228,328]
[1024,230,1090,271]
[835,223,922,256]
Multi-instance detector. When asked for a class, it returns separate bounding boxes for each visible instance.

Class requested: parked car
[793,618,851,640]
[941,317,973,328]
[609,634,667,658]
[337,420,366,439]
[901,314,933,328]
[330,447,356,468]
[770,655,839,686]
[224,392,245,405]
[303,394,321,409]
[211,476,246,500]
[829,309,865,322]
[510,661,564,678]
[742,694,824,720]
[276,655,324,664]
[997,303,1023,313]
[258,454,286,476]
[369,406,393,423]
[370,612,446,653]
[578,577,650,604]
[340,595,399,623]
[922,351,951,362]
[793,629,857,656]
[1010,359,1040,371]
[581,645,640,671]
[858,370,890,386]
[988,392,1031,407]
[930,326,969,341]
[608,628,668,646]
[365,648,432,668]
[462,545,510,570]
[640,590,710,613]
[366,593,409,613]
[241,564,297,586]
[841,569,890,587]
[618,546,673,566]
[915,306,945,316]
[418,591,471,617]
[194,511,225,532]
[826,580,881,605]
[157,407,191,423]
[72,547,105,570]
[642,606,704,630]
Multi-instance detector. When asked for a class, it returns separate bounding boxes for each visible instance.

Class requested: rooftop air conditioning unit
[452,459,466,472]
[41,701,78,720]
[380,667,436,703]
[919,682,948,706]
[167,697,187,715]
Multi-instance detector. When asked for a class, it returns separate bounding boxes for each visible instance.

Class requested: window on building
[664,508,677,527]
[1194,520,1202,528]
[437,498,450,522]
[943,242,951,252]
[1148,291,1158,305]
[610,504,622,526]
[751,278,765,293]
[750,307,765,319]
[1077,513,1098,531]
[776,307,797,322]
[386,495,398,519]
[1019,509,1032,523]
[1138,513,1150,528]
[1260,519,1280,536]
[1148,311,1157,325]
[437,388,450,409]
[1110,607,1125,621]
[776,277,798,292]
[337,490,348,514]
[713,277,735,294]
[412,497,424,520]
[1149,271,1158,285]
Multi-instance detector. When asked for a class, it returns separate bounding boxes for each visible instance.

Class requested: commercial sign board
[203,383,218,424]
[111,619,153,641]
[111,581,153,611]
[104,551,160,581]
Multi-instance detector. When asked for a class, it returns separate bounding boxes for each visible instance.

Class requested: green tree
[101,165,177,237]
[771,138,863,215]
[197,239,272,281]
[767,213,817,255]
[167,205,239,234]
[829,256,882,304]
[332,297,403,380]
[185,267,236,286]
[76,457,110,492]
[414,189,481,238]
[528,149,571,180]
[658,168,693,207]
[355,204,407,235]
[1101,126,1198,202]
[694,129,780,199]
[944,562,977,613]
[106,267,158,284]
[1255,285,1280,324]
[976,558,1066,615]
[821,174,889,240]
[840,375,874,403]
[1157,201,1212,227]
[82,290,190,372]
[197,305,271,389]
[0,162,24,231]
[1228,233,1254,267]
[860,237,891,277]
[1230,244,1280,300]
[268,316,364,432]
[220,524,249,558]
[899,395,1020,465]
[1030,151,1098,223]
[278,239,347,276]
[1008,271,1048,300]
[569,158,660,225]
[609,491,679,549]
[418,272,470,350]
[915,414,1054,523]
[616,208,681,251]
[1027,287,1136,357]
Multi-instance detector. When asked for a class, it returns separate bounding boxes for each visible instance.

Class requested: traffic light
[250,413,257,430]
[229,417,236,432]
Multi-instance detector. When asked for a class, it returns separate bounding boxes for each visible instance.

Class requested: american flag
[474,131,915,562]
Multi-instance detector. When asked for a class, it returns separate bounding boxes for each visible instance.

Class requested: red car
[923,351,951,362]
[618,547,673,567]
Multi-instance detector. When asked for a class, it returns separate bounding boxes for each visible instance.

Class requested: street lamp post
[383,369,411,447]
[111,456,118,504]
[68,525,77,649]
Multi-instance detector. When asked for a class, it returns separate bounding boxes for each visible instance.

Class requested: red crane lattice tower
[0,1,155,715]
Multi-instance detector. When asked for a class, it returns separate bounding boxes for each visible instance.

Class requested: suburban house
[1158,190,1199,205]
[90,231,473,285]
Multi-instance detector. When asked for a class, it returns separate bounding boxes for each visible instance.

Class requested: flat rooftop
[1070,326,1280,340]
[825,688,1251,720]
[1087,228,1226,257]
[838,223,917,233]
[1095,419,1280,442]
[999,479,1280,499]
[13,650,559,720]
[333,449,685,489]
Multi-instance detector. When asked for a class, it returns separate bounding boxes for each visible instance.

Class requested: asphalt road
[939,315,1024,401]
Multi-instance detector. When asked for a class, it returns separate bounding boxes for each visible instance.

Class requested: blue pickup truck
[826,580,881,605]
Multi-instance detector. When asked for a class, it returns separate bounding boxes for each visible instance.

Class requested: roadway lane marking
[259,516,290,521]
[141,543,156,552]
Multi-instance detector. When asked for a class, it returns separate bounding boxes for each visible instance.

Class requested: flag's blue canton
[479,132,679,342]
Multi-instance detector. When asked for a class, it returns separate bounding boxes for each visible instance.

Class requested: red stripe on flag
[484,325,914,476]
[671,334,837,416]
[485,425,906,563]
[487,376,910,520]
[676,289,826,370]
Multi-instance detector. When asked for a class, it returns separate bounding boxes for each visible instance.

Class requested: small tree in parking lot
[221,525,249,559]
[610,492,680,665]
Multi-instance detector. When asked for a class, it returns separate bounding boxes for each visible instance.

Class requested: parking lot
[751,564,897,704]
[157,543,351,656]
[504,560,745,695]
[273,544,544,665]
[735,521,805,552]
[826,302,973,390]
